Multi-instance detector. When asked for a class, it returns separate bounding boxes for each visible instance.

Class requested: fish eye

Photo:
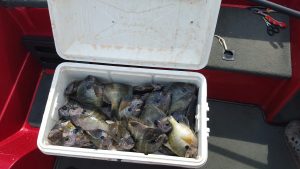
[62,106,68,110]
[65,137,70,141]
[128,107,132,112]
[165,123,170,127]
[86,84,92,89]
[74,129,79,133]
[185,145,190,150]
[100,136,105,139]
[150,140,156,144]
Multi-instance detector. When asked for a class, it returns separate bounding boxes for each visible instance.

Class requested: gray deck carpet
[208,7,291,78]
[204,100,296,169]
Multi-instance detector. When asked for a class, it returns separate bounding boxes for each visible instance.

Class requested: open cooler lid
[47,0,221,70]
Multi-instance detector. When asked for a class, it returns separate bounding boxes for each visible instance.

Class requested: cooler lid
[47,0,221,70]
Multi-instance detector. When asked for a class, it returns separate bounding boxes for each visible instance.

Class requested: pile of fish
[48,75,198,158]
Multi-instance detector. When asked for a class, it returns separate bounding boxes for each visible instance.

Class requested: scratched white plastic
[37,63,209,168]
[47,0,221,70]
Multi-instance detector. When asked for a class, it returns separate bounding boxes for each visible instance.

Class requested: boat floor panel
[208,7,291,78]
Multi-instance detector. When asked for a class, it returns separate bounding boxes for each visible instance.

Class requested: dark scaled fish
[65,80,80,96]
[86,129,114,150]
[127,119,167,155]
[168,93,194,114]
[145,90,171,113]
[74,129,96,148]
[69,107,109,131]
[186,95,197,130]
[61,121,79,147]
[169,94,197,130]
[107,121,135,151]
[133,84,162,94]
[158,145,177,156]
[135,132,167,155]
[165,82,197,102]
[65,75,104,109]
[58,101,82,120]
[118,95,143,120]
[100,106,113,120]
[48,121,64,145]
[139,104,166,127]
[155,117,172,133]
[48,120,94,148]
[166,83,197,114]
[104,83,133,119]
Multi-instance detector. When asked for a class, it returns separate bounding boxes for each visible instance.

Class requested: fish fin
[164,142,173,151]
[187,95,197,130]
[93,85,103,97]
[179,119,190,127]
[111,103,119,119]
[119,100,130,113]
[100,107,112,119]
[103,94,110,104]
[105,120,115,124]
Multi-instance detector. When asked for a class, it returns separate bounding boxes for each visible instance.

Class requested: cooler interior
[37,63,207,168]
[0,0,300,169]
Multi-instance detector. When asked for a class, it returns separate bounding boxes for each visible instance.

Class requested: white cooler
[37,0,221,168]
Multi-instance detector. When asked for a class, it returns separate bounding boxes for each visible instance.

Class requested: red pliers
[249,6,287,29]
[255,10,287,28]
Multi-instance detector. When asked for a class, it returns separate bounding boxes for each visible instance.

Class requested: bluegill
[165,83,196,102]
[48,121,64,145]
[48,120,94,148]
[65,75,104,109]
[86,129,114,150]
[69,107,109,131]
[104,83,133,119]
[155,117,172,133]
[127,119,167,155]
[168,93,194,114]
[133,84,162,94]
[118,96,143,120]
[139,104,166,127]
[166,116,198,158]
[166,83,197,114]
[108,121,135,150]
[58,101,81,120]
[145,91,171,113]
